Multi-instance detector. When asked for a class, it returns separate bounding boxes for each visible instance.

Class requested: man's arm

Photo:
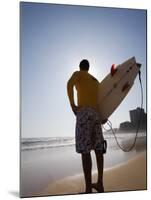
[67,71,79,115]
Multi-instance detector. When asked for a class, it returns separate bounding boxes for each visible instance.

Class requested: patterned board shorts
[76,106,106,154]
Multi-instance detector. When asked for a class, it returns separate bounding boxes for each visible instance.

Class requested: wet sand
[41,152,146,196]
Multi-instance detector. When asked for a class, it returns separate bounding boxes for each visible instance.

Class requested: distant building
[119,121,134,131]
[119,107,147,131]
[130,107,147,130]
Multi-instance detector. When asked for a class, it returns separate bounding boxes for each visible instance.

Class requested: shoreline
[39,152,146,197]
[20,135,146,197]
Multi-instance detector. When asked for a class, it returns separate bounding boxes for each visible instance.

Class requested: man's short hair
[79,59,90,71]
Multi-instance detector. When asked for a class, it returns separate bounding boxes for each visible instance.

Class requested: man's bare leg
[81,152,92,193]
[92,150,104,192]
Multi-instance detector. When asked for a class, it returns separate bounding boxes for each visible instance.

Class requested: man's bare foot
[92,183,104,193]
[85,189,92,194]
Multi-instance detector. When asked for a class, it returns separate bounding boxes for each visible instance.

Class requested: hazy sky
[20,2,146,138]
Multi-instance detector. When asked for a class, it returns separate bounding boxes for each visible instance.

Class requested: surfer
[67,59,106,193]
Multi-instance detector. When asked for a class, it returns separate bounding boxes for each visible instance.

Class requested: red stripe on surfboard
[122,82,130,92]
[111,64,117,76]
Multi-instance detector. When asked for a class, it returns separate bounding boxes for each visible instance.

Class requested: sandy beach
[41,152,146,196]
[20,134,146,197]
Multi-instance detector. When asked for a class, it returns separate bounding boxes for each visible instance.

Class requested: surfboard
[98,57,141,124]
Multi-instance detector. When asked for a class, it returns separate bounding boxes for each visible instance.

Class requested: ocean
[21,137,75,151]
[21,131,146,152]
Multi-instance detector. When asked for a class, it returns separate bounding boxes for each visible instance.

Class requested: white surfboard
[98,57,141,124]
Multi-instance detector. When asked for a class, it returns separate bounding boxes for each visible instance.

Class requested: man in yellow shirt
[67,59,106,193]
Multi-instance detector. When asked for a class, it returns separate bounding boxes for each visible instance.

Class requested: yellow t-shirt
[67,70,99,110]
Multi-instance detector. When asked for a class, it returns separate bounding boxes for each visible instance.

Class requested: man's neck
[80,70,88,73]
